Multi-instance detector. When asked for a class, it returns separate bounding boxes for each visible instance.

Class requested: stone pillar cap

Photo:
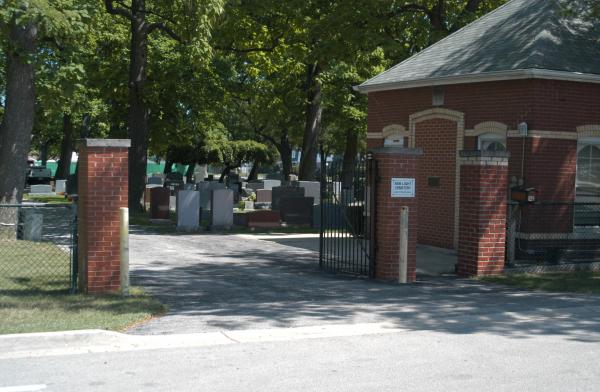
[80,139,131,148]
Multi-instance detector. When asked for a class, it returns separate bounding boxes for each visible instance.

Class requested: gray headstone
[272,186,305,211]
[147,177,163,185]
[298,181,320,205]
[280,197,314,226]
[211,189,234,229]
[23,212,43,241]
[256,189,272,203]
[30,185,54,195]
[176,190,200,231]
[263,179,281,190]
[244,200,254,210]
[246,181,264,191]
[54,180,66,194]
[183,183,196,190]
[169,196,176,211]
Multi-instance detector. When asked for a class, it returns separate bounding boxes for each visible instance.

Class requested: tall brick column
[371,147,422,282]
[78,139,130,294]
[457,151,510,276]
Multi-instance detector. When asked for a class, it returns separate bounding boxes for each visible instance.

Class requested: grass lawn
[0,240,165,334]
[481,271,600,295]
[22,194,71,204]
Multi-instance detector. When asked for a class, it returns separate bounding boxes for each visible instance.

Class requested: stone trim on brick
[577,125,600,138]
[382,124,408,138]
[507,130,578,139]
[465,121,508,137]
[82,138,131,147]
[367,132,384,139]
[409,108,465,249]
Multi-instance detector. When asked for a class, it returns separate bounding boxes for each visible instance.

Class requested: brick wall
[367,78,600,247]
[371,148,421,282]
[457,152,509,276]
[414,118,457,249]
[78,139,130,294]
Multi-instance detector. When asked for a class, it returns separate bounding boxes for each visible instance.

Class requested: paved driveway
[128,231,600,342]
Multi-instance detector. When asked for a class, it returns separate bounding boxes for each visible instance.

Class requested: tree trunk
[55,114,74,180]
[0,20,37,204]
[341,128,358,189]
[219,166,231,183]
[278,132,293,182]
[185,163,195,183]
[127,0,150,211]
[247,161,259,181]
[40,142,48,167]
[163,159,173,174]
[298,62,322,181]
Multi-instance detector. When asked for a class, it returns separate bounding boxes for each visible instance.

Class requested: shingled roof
[357,0,600,93]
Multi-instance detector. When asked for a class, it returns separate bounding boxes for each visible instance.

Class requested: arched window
[576,140,600,197]
[478,133,506,152]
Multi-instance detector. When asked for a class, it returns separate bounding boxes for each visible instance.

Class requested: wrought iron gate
[319,156,377,277]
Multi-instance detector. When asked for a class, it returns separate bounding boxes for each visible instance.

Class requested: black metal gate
[319,156,377,277]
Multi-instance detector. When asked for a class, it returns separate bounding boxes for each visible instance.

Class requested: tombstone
[256,189,272,203]
[288,174,298,182]
[54,180,67,195]
[30,184,54,195]
[176,190,200,231]
[22,212,43,241]
[272,186,305,211]
[150,187,170,220]
[183,183,196,190]
[194,164,208,183]
[210,188,234,229]
[265,172,281,180]
[263,179,281,190]
[144,184,162,207]
[280,197,314,226]
[244,200,255,210]
[246,181,264,191]
[254,202,271,210]
[298,181,320,205]
[247,210,280,228]
[147,176,163,185]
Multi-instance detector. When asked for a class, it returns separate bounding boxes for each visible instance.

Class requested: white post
[399,206,409,284]
[120,207,130,296]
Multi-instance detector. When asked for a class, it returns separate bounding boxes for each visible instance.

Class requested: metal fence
[507,201,600,265]
[0,203,77,293]
[319,158,377,277]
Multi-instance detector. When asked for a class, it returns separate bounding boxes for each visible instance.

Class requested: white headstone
[23,212,43,241]
[176,190,200,231]
[30,185,54,195]
[299,181,320,205]
[263,179,281,190]
[54,180,66,194]
[211,189,234,229]
[244,200,254,210]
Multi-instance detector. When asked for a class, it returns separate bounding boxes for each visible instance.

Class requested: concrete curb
[0,323,405,360]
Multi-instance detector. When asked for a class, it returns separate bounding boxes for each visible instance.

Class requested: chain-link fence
[508,201,600,265]
[0,204,77,294]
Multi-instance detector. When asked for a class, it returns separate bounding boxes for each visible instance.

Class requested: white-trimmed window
[576,137,600,197]
[478,133,507,152]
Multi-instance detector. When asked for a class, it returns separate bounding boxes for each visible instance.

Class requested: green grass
[0,240,165,334]
[0,287,165,334]
[22,194,71,204]
[481,272,600,295]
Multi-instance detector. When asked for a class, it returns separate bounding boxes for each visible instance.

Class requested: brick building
[357,0,600,274]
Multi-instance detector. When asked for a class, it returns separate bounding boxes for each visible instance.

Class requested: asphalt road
[1,326,599,392]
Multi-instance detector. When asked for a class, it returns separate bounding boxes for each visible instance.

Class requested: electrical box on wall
[511,186,538,204]
[518,122,528,136]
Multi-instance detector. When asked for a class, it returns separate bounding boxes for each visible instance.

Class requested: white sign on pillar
[391,178,415,198]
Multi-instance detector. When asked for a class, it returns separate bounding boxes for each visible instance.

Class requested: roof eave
[354,69,600,94]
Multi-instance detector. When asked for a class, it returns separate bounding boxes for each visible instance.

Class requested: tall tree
[103,0,223,211]
[0,1,87,203]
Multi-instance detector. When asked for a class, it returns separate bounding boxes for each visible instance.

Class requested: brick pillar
[371,147,422,282]
[78,139,130,294]
[457,151,510,277]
